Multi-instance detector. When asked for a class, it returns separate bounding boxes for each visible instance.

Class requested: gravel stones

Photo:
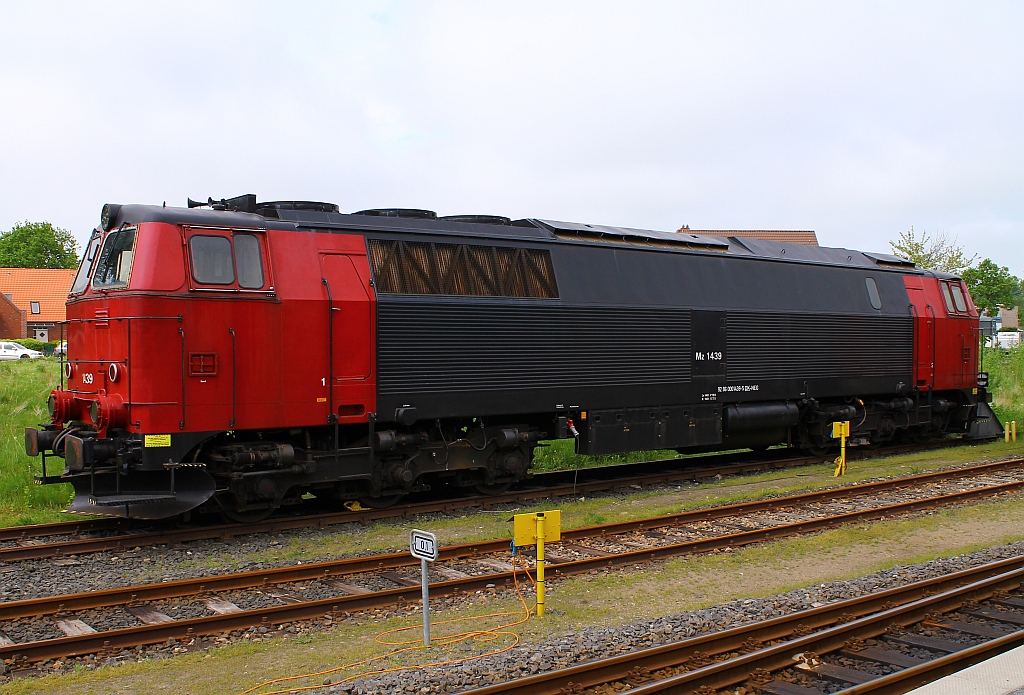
[326,539,1024,694]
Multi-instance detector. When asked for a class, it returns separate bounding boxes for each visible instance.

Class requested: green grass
[531,437,680,472]
[0,359,73,525]
[986,346,1024,425]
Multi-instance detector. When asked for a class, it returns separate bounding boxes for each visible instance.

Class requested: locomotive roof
[112,203,922,275]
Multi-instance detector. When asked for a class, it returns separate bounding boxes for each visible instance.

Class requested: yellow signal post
[513,510,561,617]
[832,420,850,477]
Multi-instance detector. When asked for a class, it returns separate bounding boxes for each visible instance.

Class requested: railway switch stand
[513,510,562,617]
[832,421,850,476]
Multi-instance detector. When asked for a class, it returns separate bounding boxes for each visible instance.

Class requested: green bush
[11,338,45,351]
[9,339,62,355]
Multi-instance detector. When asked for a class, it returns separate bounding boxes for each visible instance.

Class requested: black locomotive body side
[364,219,919,456]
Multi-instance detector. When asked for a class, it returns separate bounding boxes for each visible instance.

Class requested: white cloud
[0,1,1021,273]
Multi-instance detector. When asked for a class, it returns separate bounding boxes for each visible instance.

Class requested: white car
[53,341,67,356]
[0,342,43,360]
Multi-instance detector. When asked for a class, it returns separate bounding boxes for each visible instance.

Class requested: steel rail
[2,466,1024,621]
[0,450,792,546]
[831,629,1024,694]
[3,463,1024,621]
[613,565,1024,695]
[461,555,1024,695]
[0,445,1010,564]
[0,438,962,548]
[2,473,1024,663]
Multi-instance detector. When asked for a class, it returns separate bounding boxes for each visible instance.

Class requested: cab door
[903,276,934,390]
[319,253,374,421]
[320,254,371,380]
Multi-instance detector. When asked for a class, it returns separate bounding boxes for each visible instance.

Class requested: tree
[0,221,79,269]
[962,259,1024,316]
[889,227,976,275]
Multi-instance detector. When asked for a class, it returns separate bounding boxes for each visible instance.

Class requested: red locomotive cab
[57,221,188,433]
[933,277,979,391]
[30,218,220,518]
[904,273,979,393]
[29,203,379,519]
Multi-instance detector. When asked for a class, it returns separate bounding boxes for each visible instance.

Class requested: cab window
[234,234,264,288]
[188,232,267,289]
[71,232,102,296]
[190,236,235,284]
[950,283,968,312]
[92,227,137,289]
[940,282,955,313]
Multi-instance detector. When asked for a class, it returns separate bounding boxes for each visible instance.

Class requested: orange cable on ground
[238,553,538,695]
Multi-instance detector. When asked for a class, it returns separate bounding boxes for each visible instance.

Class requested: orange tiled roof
[0,268,76,323]
[682,229,819,246]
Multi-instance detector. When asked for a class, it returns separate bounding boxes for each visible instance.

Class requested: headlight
[100,203,123,231]
[89,394,128,430]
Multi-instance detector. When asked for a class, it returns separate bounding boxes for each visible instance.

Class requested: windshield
[69,231,103,296]
[92,226,138,289]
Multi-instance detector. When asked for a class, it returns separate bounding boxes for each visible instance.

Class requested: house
[679,228,819,246]
[999,306,1019,329]
[0,268,76,341]
[0,292,26,339]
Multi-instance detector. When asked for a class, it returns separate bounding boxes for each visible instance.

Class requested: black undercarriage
[29,389,1001,520]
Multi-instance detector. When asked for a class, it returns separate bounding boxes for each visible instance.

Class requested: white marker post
[409,529,439,645]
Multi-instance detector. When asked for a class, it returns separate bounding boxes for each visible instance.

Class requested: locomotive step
[88,493,177,506]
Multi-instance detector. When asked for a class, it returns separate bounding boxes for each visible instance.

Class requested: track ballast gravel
[325,540,1024,695]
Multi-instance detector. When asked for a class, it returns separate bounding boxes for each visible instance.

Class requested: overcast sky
[1,2,1021,274]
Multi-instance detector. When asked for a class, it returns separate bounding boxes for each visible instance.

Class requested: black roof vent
[439,215,512,226]
[355,208,437,220]
[256,200,340,218]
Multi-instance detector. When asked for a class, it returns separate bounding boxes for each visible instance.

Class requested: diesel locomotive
[24,195,1002,520]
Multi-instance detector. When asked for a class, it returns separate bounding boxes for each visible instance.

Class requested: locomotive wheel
[474,481,513,495]
[357,494,405,509]
[803,443,833,457]
[221,507,275,523]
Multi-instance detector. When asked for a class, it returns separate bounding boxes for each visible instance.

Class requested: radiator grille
[377,302,691,394]
[727,313,913,380]
[368,239,558,299]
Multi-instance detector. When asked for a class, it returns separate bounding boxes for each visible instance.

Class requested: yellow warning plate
[144,434,172,448]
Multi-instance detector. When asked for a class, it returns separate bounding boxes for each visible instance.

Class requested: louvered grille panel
[377,302,691,394]
[727,313,913,380]
[368,239,558,299]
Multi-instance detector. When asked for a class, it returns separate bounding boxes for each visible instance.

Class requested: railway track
[0,439,973,562]
[1,457,1023,671]
[463,554,1024,695]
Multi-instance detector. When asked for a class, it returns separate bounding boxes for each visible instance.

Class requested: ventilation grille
[377,302,691,394]
[727,313,912,380]
[368,239,558,298]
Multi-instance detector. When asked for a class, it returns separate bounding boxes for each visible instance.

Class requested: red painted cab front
[31,210,377,519]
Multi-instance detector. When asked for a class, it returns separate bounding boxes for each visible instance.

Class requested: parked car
[53,341,67,356]
[0,342,43,360]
